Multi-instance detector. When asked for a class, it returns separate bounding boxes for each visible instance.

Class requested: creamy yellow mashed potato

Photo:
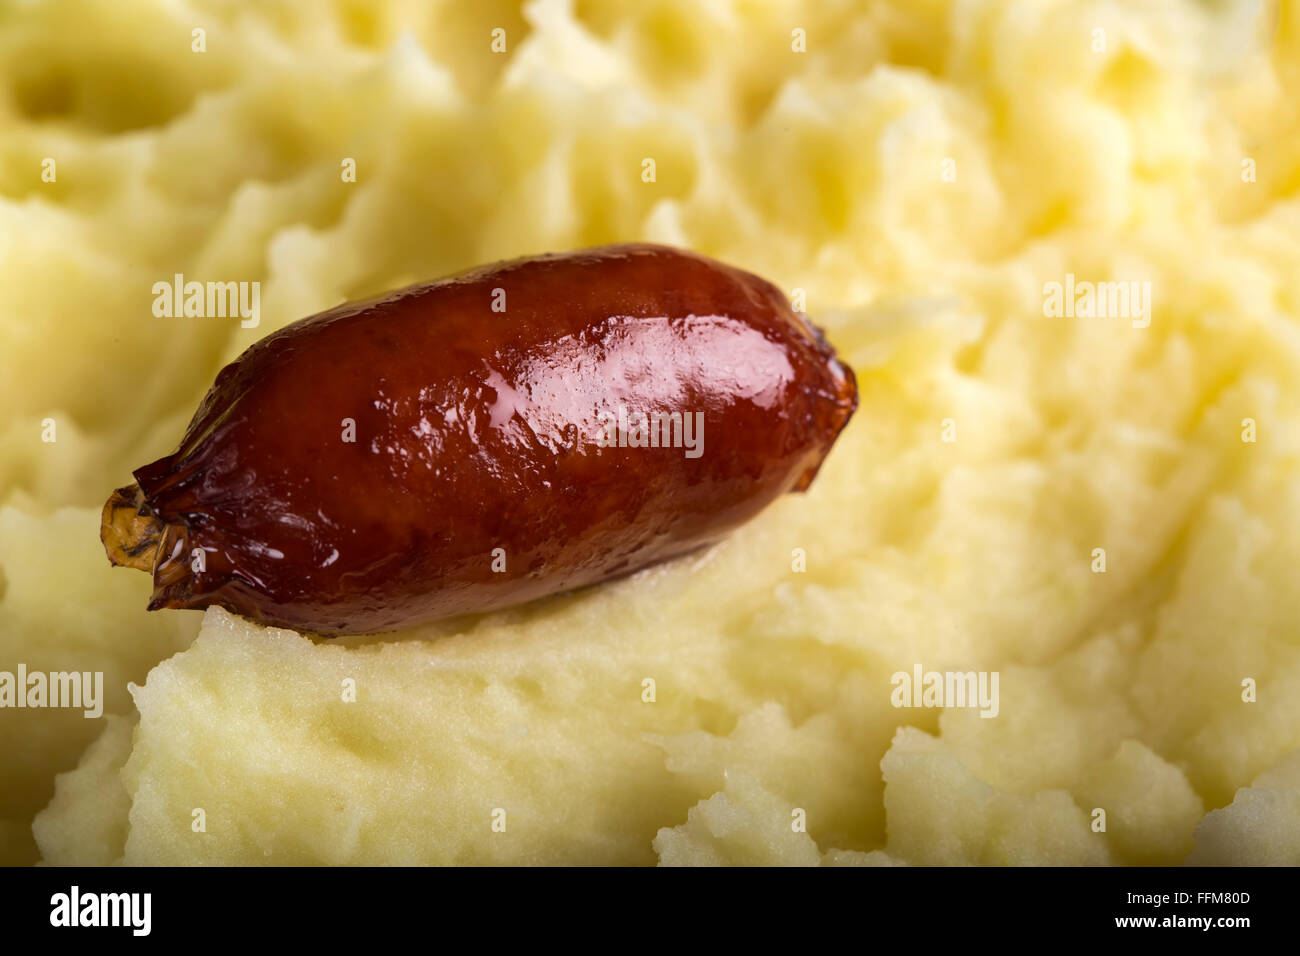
[2,0,1299,865]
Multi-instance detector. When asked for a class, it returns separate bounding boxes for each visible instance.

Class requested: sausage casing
[103,244,857,635]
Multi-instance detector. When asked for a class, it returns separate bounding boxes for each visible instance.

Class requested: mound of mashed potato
[3,0,1300,865]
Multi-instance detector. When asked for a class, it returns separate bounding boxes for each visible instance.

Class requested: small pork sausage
[101,243,857,635]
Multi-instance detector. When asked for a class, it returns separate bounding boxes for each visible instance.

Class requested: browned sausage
[101,243,857,635]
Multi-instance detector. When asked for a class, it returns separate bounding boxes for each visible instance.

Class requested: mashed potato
[3,0,1300,864]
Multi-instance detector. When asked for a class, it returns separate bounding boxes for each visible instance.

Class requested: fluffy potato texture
[6,0,1300,863]
[1188,750,1300,865]
[0,509,195,864]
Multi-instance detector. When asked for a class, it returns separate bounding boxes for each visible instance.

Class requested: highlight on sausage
[101,244,858,636]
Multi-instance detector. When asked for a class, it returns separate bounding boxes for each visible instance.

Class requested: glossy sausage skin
[112,244,857,635]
